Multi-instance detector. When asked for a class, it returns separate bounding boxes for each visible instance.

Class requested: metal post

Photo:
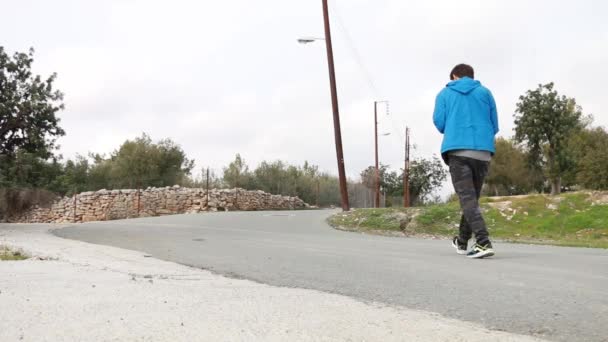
[206,168,210,211]
[137,188,141,216]
[316,179,320,207]
[374,101,380,208]
[235,172,239,209]
[322,0,350,211]
[73,191,76,223]
[235,187,239,211]
[403,127,411,207]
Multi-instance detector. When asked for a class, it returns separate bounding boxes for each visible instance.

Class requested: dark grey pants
[448,156,491,245]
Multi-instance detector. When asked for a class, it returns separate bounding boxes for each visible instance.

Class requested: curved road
[54,210,608,342]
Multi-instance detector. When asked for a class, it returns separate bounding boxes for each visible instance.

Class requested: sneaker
[467,242,494,259]
[452,237,468,255]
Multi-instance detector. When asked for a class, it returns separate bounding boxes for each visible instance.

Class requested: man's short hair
[450,64,474,80]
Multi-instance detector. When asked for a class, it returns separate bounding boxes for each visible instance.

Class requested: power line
[331,1,406,152]
[331,1,380,98]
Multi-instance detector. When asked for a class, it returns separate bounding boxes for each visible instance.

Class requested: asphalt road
[54,210,608,342]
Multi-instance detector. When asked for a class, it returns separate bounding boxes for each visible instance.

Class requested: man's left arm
[488,90,499,134]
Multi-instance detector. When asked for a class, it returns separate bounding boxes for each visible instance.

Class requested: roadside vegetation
[0,246,27,261]
[328,192,608,249]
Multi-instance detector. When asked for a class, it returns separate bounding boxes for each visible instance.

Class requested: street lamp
[297,37,325,44]
[297,0,350,212]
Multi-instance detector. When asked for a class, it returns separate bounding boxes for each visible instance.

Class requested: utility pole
[322,0,349,211]
[403,127,411,207]
[374,101,380,208]
[373,100,389,208]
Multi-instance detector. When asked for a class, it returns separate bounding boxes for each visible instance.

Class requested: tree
[87,153,112,191]
[0,47,65,160]
[356,157,447,207]
[296,162,321,205]
[186,167,224,189]
[56,155,90,195]
[250,160,317,200]
[0,47,65,199]
[572,127,608,189]
[407,156,447,205]
[485,138,536,195]
[358,164,405,207]
[383,170,403,197]
[514,83,583,194]
[0,149,63,219]
[317,173,340,206]
[153,137,195,186]
[108,133,194,188]
[251,160,285,194]
[220,156,340,206]
[222,154,252,188]
[0,149,63,190]
[359,164,390,191]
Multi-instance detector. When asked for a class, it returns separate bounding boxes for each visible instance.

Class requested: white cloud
[2,0,607,195]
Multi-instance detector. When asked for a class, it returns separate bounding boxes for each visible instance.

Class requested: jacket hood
[447,77,481,95]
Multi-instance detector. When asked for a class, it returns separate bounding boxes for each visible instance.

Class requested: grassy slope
[328,192,608,248]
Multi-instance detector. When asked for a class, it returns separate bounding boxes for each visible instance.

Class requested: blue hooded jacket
[433,77,499,158]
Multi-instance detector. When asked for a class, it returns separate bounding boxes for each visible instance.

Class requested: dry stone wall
[10,186,308,224]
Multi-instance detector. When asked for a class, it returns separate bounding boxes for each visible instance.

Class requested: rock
[82,216,98,223]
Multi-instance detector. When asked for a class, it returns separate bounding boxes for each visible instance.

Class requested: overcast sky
[2,0,607,191]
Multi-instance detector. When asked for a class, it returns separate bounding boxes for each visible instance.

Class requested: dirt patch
[486,194,536,201]
[588,191,608,205]
[487,201,512,211]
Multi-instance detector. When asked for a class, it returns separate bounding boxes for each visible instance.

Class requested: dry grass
[0,246,27,261]
[0,188,57,221]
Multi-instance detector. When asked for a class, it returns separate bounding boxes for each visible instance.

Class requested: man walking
[433,64,498,258]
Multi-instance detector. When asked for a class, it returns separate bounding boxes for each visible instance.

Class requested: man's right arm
[433,91,446,133]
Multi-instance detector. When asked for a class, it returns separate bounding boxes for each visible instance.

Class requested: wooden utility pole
[373,100,389,208]
[322,0,349,211]
[374,101,380,208]
[403,127,411,207]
